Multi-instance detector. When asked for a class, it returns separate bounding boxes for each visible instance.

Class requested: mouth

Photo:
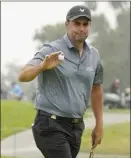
[77,32,85,35]
[76,34,86,40]
[76,33,86,37]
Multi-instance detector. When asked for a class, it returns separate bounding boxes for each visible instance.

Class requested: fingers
[92,138,97,149]
[91,135,95,149]
[45,51,63,60]
[50,51,63,57]
[91,140,97,149]
[98,139,101,144]
[91,136,102,149]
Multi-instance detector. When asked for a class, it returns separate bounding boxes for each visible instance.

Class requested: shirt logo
[86,67,94,72]
[79,8,85,12]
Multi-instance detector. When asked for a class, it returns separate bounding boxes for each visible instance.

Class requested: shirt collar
[63,33,74,49]
[63,33,91,54]
[84,41,91,54]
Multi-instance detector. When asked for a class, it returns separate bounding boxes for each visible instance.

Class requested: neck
[73,42,84,53]
[73,41,84,57]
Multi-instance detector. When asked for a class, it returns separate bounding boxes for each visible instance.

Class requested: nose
[79,24,85,32]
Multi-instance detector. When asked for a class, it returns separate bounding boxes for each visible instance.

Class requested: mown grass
[1,100,130,155]
[1,100,36,139]
[81,122,130,155]
[1,157,20,158]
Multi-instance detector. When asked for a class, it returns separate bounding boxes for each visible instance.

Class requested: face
[66,17,91,43]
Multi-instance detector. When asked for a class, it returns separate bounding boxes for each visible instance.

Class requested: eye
[83,22,89,27]
[75,21,80,26]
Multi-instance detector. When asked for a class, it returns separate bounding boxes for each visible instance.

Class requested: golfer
[18,5,103,158]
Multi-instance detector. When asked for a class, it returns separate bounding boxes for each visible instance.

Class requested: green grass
[1,157,20,158]
[83,111,92,118]
[1,156,18,158]
[81,122,130,155]
[1,100,36,139]
[1,100,130,155]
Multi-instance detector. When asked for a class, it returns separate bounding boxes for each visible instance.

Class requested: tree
[33,22,66,46]
[84,1,97,10]
[92,9,130,89]
[109,1,129,9]
[85,1,129,10]
[32,4,130,90]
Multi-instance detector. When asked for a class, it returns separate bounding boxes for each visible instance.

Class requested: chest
[55,52,98,84]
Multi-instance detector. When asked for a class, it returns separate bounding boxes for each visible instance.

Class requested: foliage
[32,3,130,90]
[33,22,66,46]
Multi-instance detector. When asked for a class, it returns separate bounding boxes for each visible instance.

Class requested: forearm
[91,85,103,124]
[18,64,45,82]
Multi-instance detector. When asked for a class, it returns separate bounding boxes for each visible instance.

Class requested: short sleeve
[27,44,54,66]
[93,60,104,84]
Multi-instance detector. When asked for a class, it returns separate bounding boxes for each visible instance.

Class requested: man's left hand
[91,123,103,149]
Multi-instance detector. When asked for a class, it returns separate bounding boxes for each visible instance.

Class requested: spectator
[9,82,24,101]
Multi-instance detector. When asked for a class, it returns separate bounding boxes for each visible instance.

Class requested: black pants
[32,110,85,158]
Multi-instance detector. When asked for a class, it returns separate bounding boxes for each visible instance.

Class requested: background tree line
[33,1,130,89]
[1,2,130,100]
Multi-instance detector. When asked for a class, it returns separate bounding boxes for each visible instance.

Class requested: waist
[38,109,83,124]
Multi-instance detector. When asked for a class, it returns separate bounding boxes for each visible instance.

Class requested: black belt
[38,110,83,124]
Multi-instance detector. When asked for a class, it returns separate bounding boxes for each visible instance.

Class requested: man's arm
[18,50,45,82]
[91,84,103,149]
[18,52,63,82]
[91,55,103,122]
[90,50,104,149]
[18,64,44,82]
[91,84,103,124]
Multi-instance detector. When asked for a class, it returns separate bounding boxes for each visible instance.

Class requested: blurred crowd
[1,82,24,101]
[104,78,130,109]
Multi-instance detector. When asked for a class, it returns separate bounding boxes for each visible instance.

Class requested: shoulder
[40,37,63,53]
[89,45,103,71]
[32,38,64,58]
[88,44,99,56]
[87,44,101,62]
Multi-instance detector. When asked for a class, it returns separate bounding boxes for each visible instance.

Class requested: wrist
[39,62,47,72]
[95,118,103,125]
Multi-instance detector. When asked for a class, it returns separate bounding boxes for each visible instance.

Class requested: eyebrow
[74,20,89,24]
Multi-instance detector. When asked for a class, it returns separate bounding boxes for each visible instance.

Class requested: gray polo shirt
[27,34,103,118]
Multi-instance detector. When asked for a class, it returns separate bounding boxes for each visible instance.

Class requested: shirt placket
[77,50,86,71]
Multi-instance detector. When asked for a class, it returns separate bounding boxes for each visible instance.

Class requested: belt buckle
[72,118,79,124]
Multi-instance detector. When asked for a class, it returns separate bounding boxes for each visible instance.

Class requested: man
[18,5,103,158]
[109,78,120,95]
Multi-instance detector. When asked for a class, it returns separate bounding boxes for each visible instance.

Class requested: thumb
[91,132,95,146]
[92,137,100,149]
